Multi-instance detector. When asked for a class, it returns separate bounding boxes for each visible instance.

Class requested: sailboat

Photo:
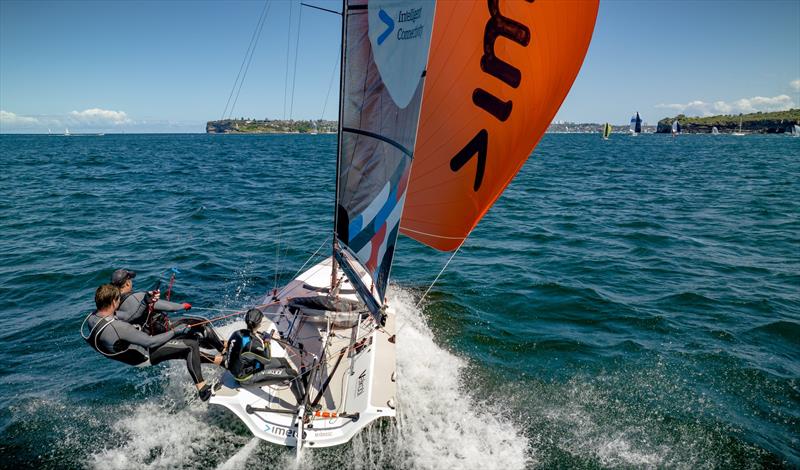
[630,112,642,136]
[64,128,71,136]
[209,0,598,453]
[790,124,800,137]
[712,126,719,135]
[732,116,745,136]
[671,119,681,136]
[602,122,612,140]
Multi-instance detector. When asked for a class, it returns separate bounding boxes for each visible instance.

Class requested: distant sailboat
[790,124,800,137]
[732,117,745,136]
[711,126,719,135]
[630,112,642,136]
[602,122,612,140]
[671,119,681,136]
[64,128,71,136]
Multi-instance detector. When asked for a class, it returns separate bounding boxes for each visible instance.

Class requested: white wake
[88,287,530,469]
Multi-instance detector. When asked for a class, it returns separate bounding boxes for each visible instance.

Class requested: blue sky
[1,0,798,133]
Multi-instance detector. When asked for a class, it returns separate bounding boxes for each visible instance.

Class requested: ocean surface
[0,133,797,469]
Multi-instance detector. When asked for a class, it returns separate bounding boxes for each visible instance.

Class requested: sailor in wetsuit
[225,309,303,400]
[85,284,221,401]
[111,268,225,355]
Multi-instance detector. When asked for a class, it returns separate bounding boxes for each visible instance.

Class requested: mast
[330,0,347,292]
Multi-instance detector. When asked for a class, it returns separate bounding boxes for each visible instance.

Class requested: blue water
[0,133,797,468]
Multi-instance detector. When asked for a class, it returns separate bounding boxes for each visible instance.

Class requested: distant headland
[656,109,800,134]
[206,118,336,134]
[206,109,800,135]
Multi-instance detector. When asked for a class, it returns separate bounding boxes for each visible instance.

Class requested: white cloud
[0,110,39,125]
[791,79,800,91]
[69,107,131,124]
[656,94,795,116]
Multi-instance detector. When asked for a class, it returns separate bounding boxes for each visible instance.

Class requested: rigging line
[283,0,294,120]
[319,50,340,122]
[288,5,304,121]
[392,237,468,336]
[280,234,330,290]
[221,0,270,120]
[415,234,469,309]
[300,2,341,16]
[230,0,272,119]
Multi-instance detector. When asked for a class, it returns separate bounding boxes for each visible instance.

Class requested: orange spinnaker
[400,0,599,251]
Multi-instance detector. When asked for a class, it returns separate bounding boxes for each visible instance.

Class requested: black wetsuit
[225,329,297,385]
[87,312,217,384]
[115,290,224,353]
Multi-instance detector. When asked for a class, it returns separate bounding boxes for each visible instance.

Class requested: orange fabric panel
[400,0,599,250]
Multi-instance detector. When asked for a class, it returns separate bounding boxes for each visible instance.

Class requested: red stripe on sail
[366,223,387,274]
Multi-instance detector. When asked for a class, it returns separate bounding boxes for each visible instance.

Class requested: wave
[747,320,800,345]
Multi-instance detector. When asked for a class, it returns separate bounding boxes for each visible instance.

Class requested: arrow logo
[377,9,394,45]
[450,129,488,191]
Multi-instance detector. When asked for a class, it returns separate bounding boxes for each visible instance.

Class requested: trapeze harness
[81,312,151,367]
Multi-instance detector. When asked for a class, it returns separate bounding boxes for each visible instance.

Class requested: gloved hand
[173,324,191,336]
[182,303,192,310]
[144,289,161,305]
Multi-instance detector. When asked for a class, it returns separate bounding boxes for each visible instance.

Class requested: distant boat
[711,126,719,135]
[602,122,611,140]
[732,117,745,136]
[64,128,71,136]
[630,112,642,136]
[671,119,681,136]
[790,124,800,137]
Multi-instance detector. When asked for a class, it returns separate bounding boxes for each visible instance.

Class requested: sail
[334,0,436,311]
[712,126,719,135]
[672,120,678,134]
[400,0,599,251]
[634,112,642,133]
[603,122,611,139]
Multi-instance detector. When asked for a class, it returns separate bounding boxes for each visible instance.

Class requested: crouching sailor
[111,268,225,354]
[82,283,222,401]
[225,308,304,401]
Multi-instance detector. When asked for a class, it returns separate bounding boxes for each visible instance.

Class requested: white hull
[210,257,396,449]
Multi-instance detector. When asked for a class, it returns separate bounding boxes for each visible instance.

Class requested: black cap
[111,269,136,286]
[245,308,263,330]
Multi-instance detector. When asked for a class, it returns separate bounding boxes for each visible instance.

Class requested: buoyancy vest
[226,329,271,379]
[81,312,150,366]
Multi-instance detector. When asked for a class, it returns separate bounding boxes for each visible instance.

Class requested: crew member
[85,284,221,401]
[110,268,225,353]
[224,308,303,400]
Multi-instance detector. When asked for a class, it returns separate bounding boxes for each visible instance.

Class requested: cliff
[206,119,337,134]
[656,109,800,134]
